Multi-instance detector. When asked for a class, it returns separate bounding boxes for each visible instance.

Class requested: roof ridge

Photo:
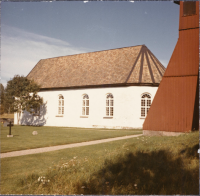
[125,46,166,84]
[146,48,163,77]
[145,48,155,83]
[40,44,145,61]
[125,45,144,83]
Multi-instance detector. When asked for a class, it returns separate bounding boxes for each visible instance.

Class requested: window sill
[103,117,113,119]
[140,117,146,119]
[80,116,89,118]
[56,115,64,117]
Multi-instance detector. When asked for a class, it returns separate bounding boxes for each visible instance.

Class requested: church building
[14,44,165,129]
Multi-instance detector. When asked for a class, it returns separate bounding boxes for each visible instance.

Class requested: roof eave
[39,83,160,91]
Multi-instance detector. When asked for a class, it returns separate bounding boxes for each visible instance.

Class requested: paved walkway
[1,134,143,158]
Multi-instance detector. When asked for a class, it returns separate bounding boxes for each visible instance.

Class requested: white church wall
[14,86,158,129]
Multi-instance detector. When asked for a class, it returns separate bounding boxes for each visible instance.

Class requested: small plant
[38,176,50,185]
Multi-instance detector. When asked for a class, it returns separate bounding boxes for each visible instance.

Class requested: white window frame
[58,95,64,115]
[106,93,114,117]
[141,93,151,118]
[82,94,89,116]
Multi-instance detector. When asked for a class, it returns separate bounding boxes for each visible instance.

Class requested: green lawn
[1,131,199,195]
[1,125,142,153]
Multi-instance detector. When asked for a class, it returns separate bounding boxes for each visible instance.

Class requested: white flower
[134,184,137,187]
[41,179,43,182]
[38,177,41,181]
[48,180,50,182]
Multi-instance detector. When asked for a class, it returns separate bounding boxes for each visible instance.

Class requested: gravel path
[1,134,143,158]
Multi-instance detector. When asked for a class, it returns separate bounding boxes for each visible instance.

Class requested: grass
[0,125,142,153]
[1,130,199,195]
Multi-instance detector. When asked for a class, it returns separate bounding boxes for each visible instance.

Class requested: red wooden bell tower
[143,1,199,135]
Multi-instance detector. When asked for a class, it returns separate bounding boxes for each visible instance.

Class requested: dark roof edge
[39,82,159,92]
[39,44,145,61]
[174,1,180,5]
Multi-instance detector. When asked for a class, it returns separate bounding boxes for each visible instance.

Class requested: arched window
[141,93,151,117]
[106,93,114,116]
[58,95,64,115]
[82,94,89,116]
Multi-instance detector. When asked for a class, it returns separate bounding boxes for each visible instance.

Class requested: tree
[0,83,5,114]
[5,75,43,124]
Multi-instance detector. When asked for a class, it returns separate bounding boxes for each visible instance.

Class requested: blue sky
[1,1,179,87]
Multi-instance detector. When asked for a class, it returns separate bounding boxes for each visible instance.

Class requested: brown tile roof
[27,45,165,89]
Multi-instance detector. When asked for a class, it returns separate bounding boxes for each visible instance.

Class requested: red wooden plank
[143,1,199,133]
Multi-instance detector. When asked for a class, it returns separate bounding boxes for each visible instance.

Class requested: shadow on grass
[77,150,199,195]
[184,143,199,159]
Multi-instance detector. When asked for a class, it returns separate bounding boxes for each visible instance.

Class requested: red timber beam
[143,1,199,134]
